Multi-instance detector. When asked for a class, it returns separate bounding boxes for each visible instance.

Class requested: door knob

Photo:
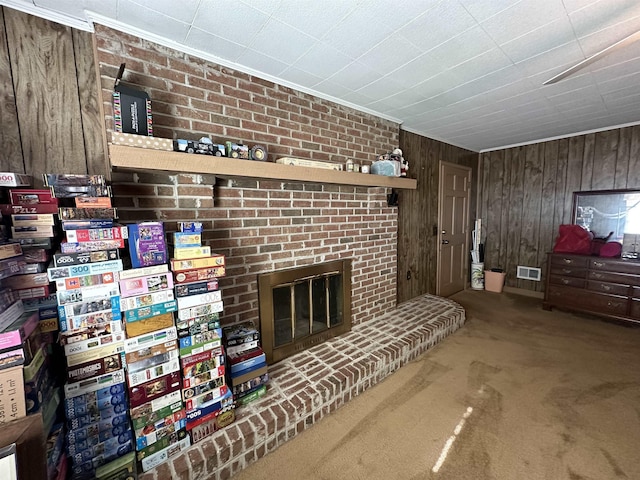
[442,240,449,245]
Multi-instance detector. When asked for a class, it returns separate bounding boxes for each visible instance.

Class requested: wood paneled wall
[479,126,640,293]
[0,7,106,180]
[398,131,478,303]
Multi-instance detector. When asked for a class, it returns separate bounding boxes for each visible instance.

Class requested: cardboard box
[113,64,152,136]
[0,172,31,187]
[0,365,26,424]
[111,131,172,150]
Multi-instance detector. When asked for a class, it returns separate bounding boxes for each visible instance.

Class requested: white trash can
[471,262,484,290]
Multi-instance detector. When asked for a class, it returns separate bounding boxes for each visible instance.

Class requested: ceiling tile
[314,79,357,99]
[355,76,406,100]
[459,0,525,23]
[325,61,382,92]
[388,54,449,89]
[292,42,355,78]
[481,0,567,45]
[397,1,478,51]
[357,35,423,76]
[427,26,497,70]
[498,17,576,64]
[185,27,248,63]
[447,48,513,84]
[321,11,396,59]
[247,19,318,64]
[124,0,200,24]
[352,0,443,32]
[270,0,356,40]
[234,48,290,77]
[279,66,325,88]
[191,1,270,47]
[569,0,640,38]
[116,0,190,42]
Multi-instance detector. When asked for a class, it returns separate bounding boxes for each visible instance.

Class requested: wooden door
[437,162,471,296]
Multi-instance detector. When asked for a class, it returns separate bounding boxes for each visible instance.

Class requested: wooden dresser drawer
[551,255,590,268]
[546,285,628,316]
[588,270,640,286]
[549,266,587,278]
[549,275,586,288]
[589,258,640,275]
[586,280,630,297]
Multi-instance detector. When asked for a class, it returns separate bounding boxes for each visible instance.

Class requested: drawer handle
[602,284,611,291]
[592,273,603,278]
[562,279,569,285]
[562,259,573,264]
[593,261,605,267]
[562,268,572,274]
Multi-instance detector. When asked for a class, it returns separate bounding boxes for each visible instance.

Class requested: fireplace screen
[258,259,351,364]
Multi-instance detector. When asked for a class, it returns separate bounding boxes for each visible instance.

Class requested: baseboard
[503,286,544,299]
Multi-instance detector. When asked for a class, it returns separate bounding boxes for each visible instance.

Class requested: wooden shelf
[109,144,417,189]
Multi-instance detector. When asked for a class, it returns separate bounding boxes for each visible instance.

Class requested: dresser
[543,252,640,325]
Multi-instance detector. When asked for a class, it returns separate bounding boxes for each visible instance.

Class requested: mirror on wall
[573,189,640,241]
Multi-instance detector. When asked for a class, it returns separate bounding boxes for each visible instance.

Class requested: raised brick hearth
[139,294,465,480]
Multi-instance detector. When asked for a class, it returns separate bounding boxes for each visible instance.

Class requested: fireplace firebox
[258,259,352,364]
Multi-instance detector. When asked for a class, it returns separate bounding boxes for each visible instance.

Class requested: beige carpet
[232,289,640,480]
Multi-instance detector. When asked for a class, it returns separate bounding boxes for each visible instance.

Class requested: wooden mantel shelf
[109,144,417,189]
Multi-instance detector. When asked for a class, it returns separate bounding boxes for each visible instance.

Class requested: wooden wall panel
[592,129,618,190]
[3,8,90,178]
[518,144,543,290]
[72,29,108,177]
[484,150,504,271]
[0,9,24,172]
[505,146,525,285]
[615,127,631,189]
[539,140,558,272]
[627,126,640,187]
[553,139,569,237]
[581,133,595,190]
[398,130,477,303]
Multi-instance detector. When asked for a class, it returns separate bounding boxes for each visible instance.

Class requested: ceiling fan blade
[543,29,640,85]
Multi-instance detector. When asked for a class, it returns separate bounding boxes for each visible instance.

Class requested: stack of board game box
[169,221,235,444]
[44,173,135,479]
[0,176,69,479]
[122,221,188,473]
[3,185,59,301]
[0,277,38,425]
[222,321,269,406]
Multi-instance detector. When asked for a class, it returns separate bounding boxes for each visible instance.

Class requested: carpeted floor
[231,289,640,480]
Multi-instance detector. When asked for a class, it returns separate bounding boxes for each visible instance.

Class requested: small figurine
[392,148,408,177]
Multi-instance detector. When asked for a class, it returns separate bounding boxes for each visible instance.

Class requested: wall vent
[517,266,541,281]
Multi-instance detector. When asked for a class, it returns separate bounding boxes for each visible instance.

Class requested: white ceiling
[5,0,640,152]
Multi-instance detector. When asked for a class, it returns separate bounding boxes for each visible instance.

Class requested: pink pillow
[599,242,622,257]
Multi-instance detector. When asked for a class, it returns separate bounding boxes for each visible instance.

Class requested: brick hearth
[140,294,465,480]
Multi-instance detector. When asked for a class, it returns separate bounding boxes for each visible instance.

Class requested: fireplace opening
[258,259,352,364]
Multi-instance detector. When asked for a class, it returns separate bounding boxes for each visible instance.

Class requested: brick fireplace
[257,258,352,364]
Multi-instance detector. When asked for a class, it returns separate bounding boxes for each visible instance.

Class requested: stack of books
[169,221,234,444]
[122,221,189,473]
[223,321,268,406]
